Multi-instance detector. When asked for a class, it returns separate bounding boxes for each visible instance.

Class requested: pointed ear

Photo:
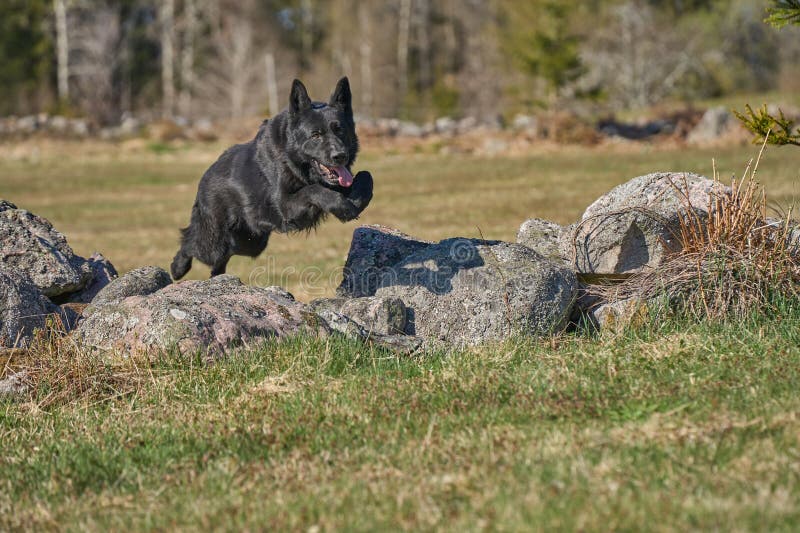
[289,79,311,114]
[329,77,352,112]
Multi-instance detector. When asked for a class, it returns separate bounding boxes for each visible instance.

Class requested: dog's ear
[290,79,311,114]
[329,77,352,113]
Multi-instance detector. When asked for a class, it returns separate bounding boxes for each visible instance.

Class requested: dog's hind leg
[170,249,193,280]
[210,256,231,277]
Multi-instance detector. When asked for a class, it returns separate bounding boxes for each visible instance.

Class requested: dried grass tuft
[594,141,800,320]
[2,315,153,409]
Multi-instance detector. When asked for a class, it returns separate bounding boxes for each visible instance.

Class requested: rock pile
[0,170,725,358]
[0,201,117,347]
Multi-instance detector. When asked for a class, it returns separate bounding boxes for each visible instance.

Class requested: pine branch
[733,104,800,147]
[764,0,800,28]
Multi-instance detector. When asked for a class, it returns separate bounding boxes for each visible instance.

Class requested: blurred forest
[1,0,798,125]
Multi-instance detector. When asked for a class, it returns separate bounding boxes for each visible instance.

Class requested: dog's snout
[331,151,347,165]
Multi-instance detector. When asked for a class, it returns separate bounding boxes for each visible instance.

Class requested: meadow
[3,138,800,300]
[2,138,800,530]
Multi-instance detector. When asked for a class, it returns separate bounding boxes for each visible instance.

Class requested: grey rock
[0,200,92,297]
[516,218,568,261]
[83,265,171,314]
[338,225,432,298]
[590,298,651,333]
[0,270,60,348]
[434,116,457,135]
[315,309,422,354]
[0,370,30,400]
[67,253,119,304]
[49,115,69,133]
[569,172,728,274]
[16,116,37,134]
[338,226,577,345]
[74,275,329,357]
[310,296,407,335]
[687,107,733,145]
[68,119,89,137]
[397,121,424,137]
[511,114,539,134]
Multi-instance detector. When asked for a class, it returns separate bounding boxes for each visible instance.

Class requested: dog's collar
[311,102,327,110]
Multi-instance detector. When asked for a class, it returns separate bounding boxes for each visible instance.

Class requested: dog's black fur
[171,77,373,279]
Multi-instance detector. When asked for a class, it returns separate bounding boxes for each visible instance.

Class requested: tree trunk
[160,0,175,118]
[397,0,411,105]
[265,52,279,116]
[416,0,431,91]
[179,0,196,118]
[301,0,313,71]
[54,0,69,103]
[358,3,373,116]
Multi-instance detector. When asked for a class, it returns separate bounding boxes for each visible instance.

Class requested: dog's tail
[170,247,192,280]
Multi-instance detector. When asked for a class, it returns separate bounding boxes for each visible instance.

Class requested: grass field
[3,139,800,300]
[2,314,800,530]
[2,139,800,530]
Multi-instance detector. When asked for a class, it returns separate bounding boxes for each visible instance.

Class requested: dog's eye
[311,131,322,138]
[330,122,341,132]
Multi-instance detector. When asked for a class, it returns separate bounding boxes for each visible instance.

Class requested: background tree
[0,0,53,116]
[499,0,585,104]
[735,0,800,146]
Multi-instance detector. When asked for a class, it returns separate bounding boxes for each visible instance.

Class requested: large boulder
[0,200,93,298]
[74,275,329,357]
[83,265,171,314]
[338,225,432,297]
[568,172,727,274]
[337,226,577,345]
[0,270,61,347]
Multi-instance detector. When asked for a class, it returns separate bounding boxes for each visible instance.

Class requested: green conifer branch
[733,104,800,147]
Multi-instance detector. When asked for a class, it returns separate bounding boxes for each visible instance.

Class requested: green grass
[3,309,800,530]
[2,141,799,300]
[2,139,800,530]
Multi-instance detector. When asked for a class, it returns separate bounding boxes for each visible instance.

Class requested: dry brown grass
[598,142,800,319]
[1,318,153,409]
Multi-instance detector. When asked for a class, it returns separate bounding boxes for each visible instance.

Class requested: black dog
[171,77,373,279]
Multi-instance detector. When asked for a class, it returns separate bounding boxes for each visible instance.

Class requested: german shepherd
[171,77,373,279]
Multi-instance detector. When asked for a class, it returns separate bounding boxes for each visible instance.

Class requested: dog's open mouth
[314,161,354,187]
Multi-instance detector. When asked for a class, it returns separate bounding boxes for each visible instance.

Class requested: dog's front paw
[348,171,373,210]
[331,198,361,222]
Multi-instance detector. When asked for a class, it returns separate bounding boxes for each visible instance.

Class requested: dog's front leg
[285,185,361,222]
[346,171,374,213]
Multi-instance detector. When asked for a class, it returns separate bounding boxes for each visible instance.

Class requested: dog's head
[286,77,359,188]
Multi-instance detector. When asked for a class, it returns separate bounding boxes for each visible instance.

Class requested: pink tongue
[336,166,354,187]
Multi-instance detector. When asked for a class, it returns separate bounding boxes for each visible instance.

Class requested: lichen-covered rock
[84,265,171,314]
[337,226,577,345]
[590,298,652,333]
[74,275,330,357]
[0,200,93,297]
[67,252,119,304]
[516,218,571,262]
[310,296,407,335]
[0,270,60,347]
[314,308,422,354]
[570,172,728,274]
[0,370,29,400]
[338,225,432,298]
